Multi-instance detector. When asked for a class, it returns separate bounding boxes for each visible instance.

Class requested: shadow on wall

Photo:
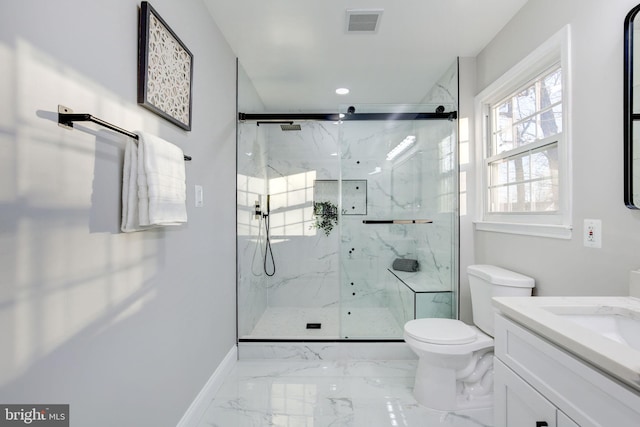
[0,279,163,423]
[0,37,172,420]
[36,110,127,234]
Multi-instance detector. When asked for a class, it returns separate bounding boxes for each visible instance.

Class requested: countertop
[493,296,640,393]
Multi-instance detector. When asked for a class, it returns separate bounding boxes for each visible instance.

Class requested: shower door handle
[362,219,433,224]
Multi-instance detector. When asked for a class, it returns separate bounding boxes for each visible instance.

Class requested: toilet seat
[404,323,493,356]
[404,318,477,344]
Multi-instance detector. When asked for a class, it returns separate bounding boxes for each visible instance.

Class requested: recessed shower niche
[314,179,367,215]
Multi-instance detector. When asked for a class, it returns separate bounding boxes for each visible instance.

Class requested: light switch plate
[195,185,204,208]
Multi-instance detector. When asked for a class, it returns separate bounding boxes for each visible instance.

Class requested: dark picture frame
[138,1,193,131]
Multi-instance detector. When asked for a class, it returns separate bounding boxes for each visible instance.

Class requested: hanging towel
[121,132,187,232]
[121,138,143,232]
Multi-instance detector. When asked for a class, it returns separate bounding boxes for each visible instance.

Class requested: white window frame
[474,25,572,239]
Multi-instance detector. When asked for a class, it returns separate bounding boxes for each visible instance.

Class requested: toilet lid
[404,319,477,344]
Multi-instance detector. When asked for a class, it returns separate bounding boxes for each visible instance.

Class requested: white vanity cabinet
[493,314,640,427]
[495,359,578,427]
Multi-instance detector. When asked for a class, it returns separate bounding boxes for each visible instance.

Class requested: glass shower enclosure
[236,105,458,341]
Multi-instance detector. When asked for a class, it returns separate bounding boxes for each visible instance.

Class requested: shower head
[280,124,302,131]
[254,120,301,131]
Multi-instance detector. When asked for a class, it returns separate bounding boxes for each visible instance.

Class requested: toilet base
[412,349,494,411]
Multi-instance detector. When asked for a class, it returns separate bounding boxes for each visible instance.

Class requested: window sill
[473,221,572,239]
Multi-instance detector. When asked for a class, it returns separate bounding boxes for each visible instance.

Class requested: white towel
[121,132,187,232]
[121,139,143,232]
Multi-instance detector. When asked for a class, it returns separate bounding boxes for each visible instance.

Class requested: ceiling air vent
[346,9,383,33]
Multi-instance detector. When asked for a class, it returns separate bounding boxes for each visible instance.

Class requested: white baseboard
[176,345,237,427]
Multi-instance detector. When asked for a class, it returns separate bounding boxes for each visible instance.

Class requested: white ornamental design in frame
[138,1,193,130]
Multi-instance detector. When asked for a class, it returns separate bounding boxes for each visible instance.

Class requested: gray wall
[473,0,640,296]
[0,1,237,426]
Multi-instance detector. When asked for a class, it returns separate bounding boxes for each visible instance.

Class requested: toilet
[403,264,535,411]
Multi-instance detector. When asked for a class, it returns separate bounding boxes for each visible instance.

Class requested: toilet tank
[467,264,535,336]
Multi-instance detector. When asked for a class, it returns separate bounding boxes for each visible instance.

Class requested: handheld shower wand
[263,194,275,276]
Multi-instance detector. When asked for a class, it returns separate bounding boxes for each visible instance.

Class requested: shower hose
[263,198,275,277]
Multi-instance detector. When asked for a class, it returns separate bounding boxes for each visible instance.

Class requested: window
[475,26,571,238]
[488,66,561,214]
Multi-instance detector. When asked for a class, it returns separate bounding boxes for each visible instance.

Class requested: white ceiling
[203,0,528,112]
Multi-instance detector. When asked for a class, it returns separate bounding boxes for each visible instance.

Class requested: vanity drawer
[494,314,640,427]
[495,359,578,427]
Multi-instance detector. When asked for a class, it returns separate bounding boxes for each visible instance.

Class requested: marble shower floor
[244,307,404,340]
[196,359,493,427]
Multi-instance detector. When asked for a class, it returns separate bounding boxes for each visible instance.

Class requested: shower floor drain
[306,323,322,329]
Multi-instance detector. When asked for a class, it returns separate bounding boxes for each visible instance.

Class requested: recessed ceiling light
[336,88,350,95]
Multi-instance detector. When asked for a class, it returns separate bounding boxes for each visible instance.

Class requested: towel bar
[57,105,192,161]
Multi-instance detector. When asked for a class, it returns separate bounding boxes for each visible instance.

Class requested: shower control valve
[254,200,262,219]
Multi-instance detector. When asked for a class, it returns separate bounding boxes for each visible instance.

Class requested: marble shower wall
[237,121,344,337]
[339,115,457,337]
[261,122,341,308]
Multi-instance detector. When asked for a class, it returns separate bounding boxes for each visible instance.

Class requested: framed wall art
[138,1,193,131]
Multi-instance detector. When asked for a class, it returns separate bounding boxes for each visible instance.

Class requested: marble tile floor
[196,359,493,427]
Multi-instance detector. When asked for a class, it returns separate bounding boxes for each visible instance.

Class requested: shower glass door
[236,105,458,341]
[337,105,458,339]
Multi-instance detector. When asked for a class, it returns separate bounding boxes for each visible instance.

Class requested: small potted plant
[312,201,338,236]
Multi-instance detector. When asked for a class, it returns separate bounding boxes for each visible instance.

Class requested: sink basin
[553,313,640,351]
[492,296,640,392]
